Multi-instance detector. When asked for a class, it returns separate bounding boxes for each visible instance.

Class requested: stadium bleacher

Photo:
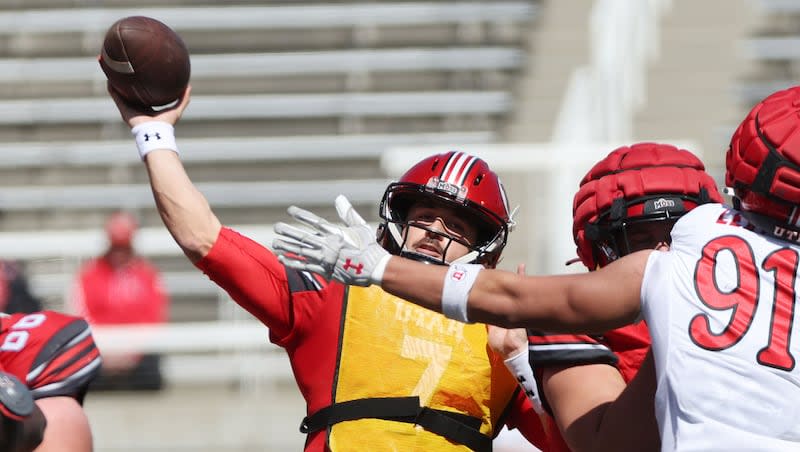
[0,2,541,450]
[0,91,512,124]
[0,131,495,166]
[0,0,538,322]
[738,0,800,107]
[0,47,524,82]
[0,3,536,33]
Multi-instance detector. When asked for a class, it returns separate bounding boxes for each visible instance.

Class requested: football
[99,16,191,108]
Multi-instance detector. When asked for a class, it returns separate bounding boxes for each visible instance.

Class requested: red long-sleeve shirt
[72,256,168,325]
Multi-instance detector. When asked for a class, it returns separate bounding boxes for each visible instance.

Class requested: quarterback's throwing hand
[273,195,391,287]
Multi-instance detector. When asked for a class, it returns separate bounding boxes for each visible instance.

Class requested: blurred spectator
[69,211,168,391]
[0,260,43,314]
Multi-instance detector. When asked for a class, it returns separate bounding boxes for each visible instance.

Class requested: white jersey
[642,203,800,451]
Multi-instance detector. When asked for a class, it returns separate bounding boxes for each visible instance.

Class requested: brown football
[99,16,190,108]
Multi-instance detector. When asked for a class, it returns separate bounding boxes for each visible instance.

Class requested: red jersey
[527,322,651,451]
[196,227,547,451]
[0,311,102,402]
[73,256,168,325]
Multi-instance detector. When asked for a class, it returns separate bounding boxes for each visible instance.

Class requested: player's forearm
[475,257,648,332]
[144,150,221,262]
[381,256,529,328]
[381,256,447,310]
[382,257,622,331]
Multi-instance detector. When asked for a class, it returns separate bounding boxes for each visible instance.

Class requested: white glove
[273,195,391,287]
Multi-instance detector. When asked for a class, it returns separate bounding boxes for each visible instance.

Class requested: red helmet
[726,86,800,242]
[379,151,513,267]
[573,143,723,269]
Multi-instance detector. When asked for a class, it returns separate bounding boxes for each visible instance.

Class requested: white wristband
[504,349,544,414]
[371,253,392,285]
[131,121,178,161]
[441,263,482,323]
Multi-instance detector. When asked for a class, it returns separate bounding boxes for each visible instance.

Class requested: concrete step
[84,383,307,452]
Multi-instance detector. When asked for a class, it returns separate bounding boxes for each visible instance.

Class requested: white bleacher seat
[160,353,291,384]
[92,321,274,354]
[91,321,292,384]
[742,37,800,60]
[0,179,388,210]
[738,81,793,105]
[0,223,377,260]
[0,48,523,82]
[33,271,218,298]
[757,0,800,13]
[0,91,511,124]
[0,131,494,167]
[0,3,536,34]
[2,222,374,301]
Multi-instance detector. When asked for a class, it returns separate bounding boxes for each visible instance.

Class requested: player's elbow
[172,221,219,263]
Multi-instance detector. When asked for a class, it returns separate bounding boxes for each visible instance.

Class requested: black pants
[90,354,164,392]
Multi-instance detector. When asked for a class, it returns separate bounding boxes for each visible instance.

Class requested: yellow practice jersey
[327,285,519,451]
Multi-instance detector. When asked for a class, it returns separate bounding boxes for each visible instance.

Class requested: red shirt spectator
[72,256,167,325]
[72,211,167,325]
[69,211,168,391]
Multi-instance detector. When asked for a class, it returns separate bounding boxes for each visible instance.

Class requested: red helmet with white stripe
[727,86,800,242]
[379,151,513,267]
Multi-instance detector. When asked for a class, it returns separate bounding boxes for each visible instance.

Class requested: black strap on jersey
[299,396,491,452]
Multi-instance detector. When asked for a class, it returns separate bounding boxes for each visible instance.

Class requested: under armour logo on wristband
[342,259,364,274]
[517,376,535,397]
[132,121,178,160]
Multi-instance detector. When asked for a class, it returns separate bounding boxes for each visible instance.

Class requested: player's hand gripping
[273,195,391,287]
[107,81,192,128]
